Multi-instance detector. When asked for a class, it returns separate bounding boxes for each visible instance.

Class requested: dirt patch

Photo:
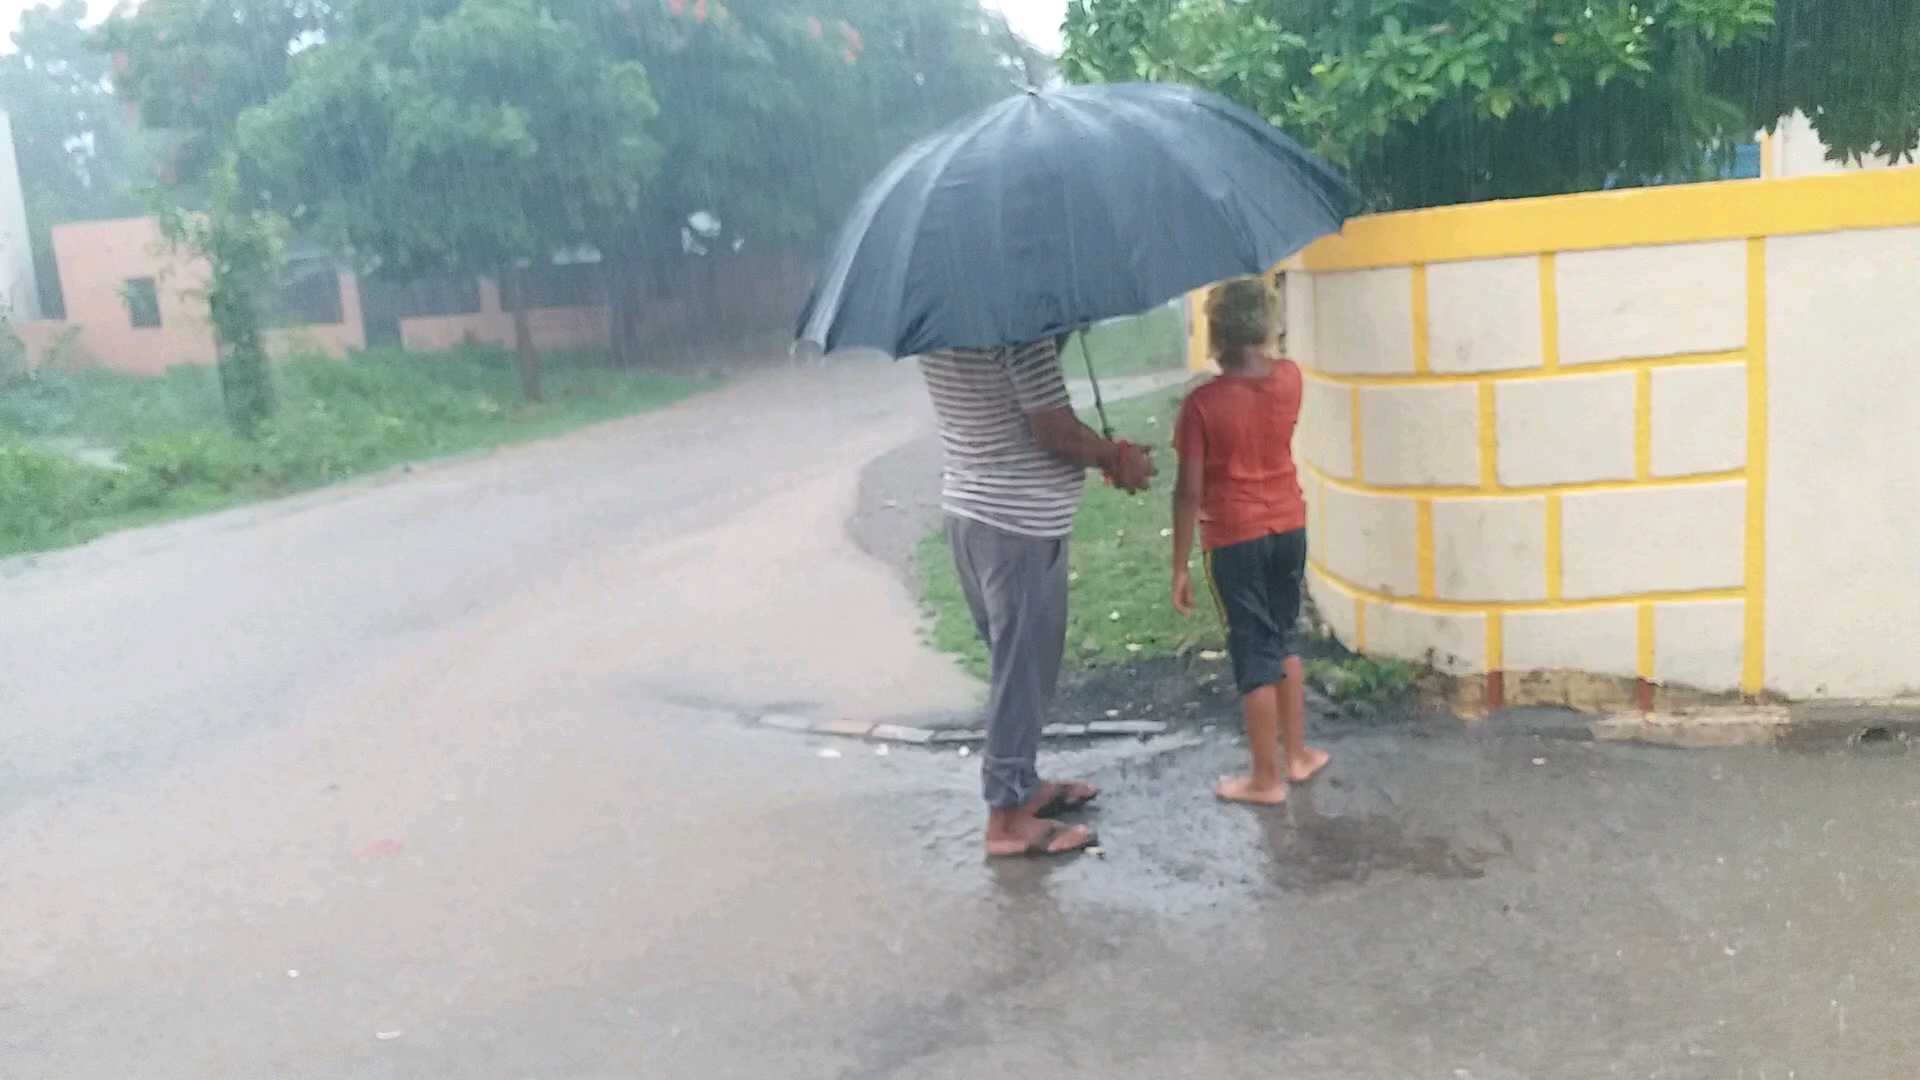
[847,433,943,587]
[1051,651,1444,738]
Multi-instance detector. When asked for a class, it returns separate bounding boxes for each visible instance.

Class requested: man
[921,336,1154,857]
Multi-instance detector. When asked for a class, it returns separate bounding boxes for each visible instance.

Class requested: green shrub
[116,429,260,504]
[1306,655,1416,703]
[0,343,711,555]
[0,440,118,551]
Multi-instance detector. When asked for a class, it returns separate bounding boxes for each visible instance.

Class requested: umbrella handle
[1076,331,1114,440]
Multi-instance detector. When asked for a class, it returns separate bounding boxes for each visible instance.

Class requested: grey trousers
[945,514,1069,810]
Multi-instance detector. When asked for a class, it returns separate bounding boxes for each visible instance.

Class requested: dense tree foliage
[1061,0,1919,209]
[0,1,157,316]
[94,0,1030,372]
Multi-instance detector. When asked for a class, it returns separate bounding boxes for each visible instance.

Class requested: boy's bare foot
[985,816,1096,858]
[1215,774,1289,805]
[1287,746,1331,783]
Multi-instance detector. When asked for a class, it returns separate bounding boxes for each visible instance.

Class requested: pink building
[9,215,809,375]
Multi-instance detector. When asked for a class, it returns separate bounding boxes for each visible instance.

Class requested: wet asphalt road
[5,358,1919,1078]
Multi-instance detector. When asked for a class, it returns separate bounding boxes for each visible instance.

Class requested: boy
[1170,278,1329,804]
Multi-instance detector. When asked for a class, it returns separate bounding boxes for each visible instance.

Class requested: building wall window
[499,263,602,310]
[274,259,345,326]
[123,277,161,328]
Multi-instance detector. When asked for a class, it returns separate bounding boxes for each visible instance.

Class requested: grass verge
[0,344,710,556]
[914,379,1420,706]
[916,386,1214,680]
[1069,303,1187,378]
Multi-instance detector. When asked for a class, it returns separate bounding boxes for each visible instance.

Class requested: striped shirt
[920,339,1085,538]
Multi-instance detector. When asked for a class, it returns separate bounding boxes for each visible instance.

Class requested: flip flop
[1034,781,1099,817]
[988,821,1097,859]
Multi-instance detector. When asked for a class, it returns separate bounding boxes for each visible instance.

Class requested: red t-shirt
[1172,361,1307,552]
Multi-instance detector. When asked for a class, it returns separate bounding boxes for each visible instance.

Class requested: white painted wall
[1768,110,1916,179]
[0,111,40,320]
[1270,201,1918,700]
[1763,225,1920,698]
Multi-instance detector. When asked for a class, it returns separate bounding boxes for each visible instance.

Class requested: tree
[565,0,1024,361]
[94,0,339,188]
[234,0,661,397]
[1722,0,1920,165]
[155,154,284,434]
[0,1,157,316]
[1061,0,1920,210]
[104,0,1030,370]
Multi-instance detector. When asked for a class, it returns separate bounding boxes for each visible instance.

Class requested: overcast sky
[1,0,1067,53]
[988,0,1066,54]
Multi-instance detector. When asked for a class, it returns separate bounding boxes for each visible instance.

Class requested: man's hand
[1171,565,1195,616]
[1105,441,1156,493]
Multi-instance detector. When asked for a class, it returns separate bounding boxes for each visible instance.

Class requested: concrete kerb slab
[1522,699,1920,750]
[757,713,1167,746]
[1589,707,1792,749]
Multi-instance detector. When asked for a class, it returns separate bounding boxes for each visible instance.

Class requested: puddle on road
[889,729,1515,916]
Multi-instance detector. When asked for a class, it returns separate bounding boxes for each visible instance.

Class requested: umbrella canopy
[796,81,1355,357]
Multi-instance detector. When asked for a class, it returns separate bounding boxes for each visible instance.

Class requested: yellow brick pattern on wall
[1191,171,1920,696]
[1287,243,1760,690]
[1210,189,1820,695]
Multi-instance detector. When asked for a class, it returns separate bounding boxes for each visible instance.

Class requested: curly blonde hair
[1205,278,1273,366]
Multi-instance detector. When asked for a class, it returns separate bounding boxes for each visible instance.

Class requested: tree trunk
[506,265,542,403]
[209,294,275,436]
[603,253,645,369]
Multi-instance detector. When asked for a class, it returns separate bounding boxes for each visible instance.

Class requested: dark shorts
[1206,528,1308,695]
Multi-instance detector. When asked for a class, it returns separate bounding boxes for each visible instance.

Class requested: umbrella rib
[884,101,1018,355]
[797,127,952,350]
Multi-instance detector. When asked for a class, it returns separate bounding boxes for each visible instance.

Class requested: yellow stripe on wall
[1545,494,1564,600]
[1476,382,1498,489]
[1311,559,1738,615]
[1300,349,1743,389]
[1538,254,1559,370]
[1637,604,1655,680]
[1485,611,1504,672]
[1634,368,1653,481]
[1743,238,1770,696]
[1411,265,1430,374]
[1306,461,1744,500]
[1349,387,1365,482]
[1186,290,1211,372]
[1298,169,1920,271]
[1416,498,1435,598]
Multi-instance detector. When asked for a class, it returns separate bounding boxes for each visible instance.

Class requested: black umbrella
[795,81,1355,363]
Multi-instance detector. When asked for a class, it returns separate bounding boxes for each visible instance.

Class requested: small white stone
[958,746,972,758]
[1531,757,1547,766]
[873,744,889,756]
[375,1031,404,1041]
[1198,650,1225,662]
[1125,643,1142,653]
[287,969,300,979]
[1108,611,1121,621]
[1105,709,1121,719]
[817,748,842,759]
[1159,528,1172,538]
